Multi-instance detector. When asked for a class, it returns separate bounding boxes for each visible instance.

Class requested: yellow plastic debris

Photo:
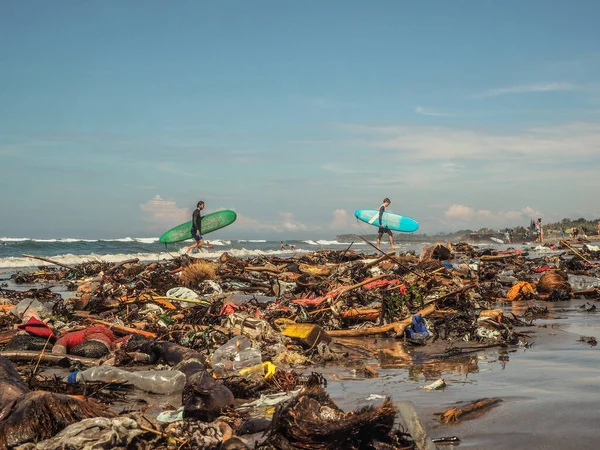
[262,361,276,379]
[281,323,331,348]
[238,363,265,380]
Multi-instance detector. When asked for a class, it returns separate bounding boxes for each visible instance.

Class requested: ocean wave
[0,248,308,269]
[132,237,160,244]
[0,237,161,244]
[237,240,267,243]
[303,240,319,246]
[207,240,231,246]
[315,240,351,246]
[0,252,175,269]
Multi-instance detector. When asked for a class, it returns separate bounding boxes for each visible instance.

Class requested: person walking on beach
[184,201,205,254]
[377,198,395,250]
[535,218,543,243]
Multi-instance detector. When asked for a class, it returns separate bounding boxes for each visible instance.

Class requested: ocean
[0,236,439,269]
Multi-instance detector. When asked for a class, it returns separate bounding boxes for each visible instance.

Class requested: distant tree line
[337,217,600,242]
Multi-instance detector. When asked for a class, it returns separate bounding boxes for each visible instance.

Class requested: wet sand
[325,297,600,449]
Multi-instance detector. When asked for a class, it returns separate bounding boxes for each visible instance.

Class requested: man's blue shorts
[191,228,203,241]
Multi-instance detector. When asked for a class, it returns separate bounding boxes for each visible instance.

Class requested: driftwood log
[328,304,437,337]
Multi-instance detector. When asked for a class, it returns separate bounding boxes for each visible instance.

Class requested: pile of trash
[1,239,599,449]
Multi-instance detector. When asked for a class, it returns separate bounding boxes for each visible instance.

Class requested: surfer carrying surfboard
[377,198,396,250]
[183,201,205,254]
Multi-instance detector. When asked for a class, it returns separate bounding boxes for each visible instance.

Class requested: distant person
[376,198,395,250]
[183,201,205,254]
[535,218,543,243]
[597,221,600,237]
[280,241,286,250]
[561,228,566,238]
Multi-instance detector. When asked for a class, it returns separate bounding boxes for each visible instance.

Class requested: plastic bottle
[210,336,263,379]
[66,366,186,394]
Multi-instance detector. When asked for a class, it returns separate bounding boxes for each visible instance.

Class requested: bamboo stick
[560,240,595,265]
[86,318,157,338]
[0,350,99,366]
[22,254,76,271]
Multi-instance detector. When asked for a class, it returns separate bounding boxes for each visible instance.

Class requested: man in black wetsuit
[376,198,395,250]
[184,201,205,254]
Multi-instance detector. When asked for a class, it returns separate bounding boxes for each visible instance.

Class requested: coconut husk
[259,383,397,450]
[421,243,452,261]
[180,260,217,287]
[418,259,444,272]
[0,391,113,448]
[537,271,571,294]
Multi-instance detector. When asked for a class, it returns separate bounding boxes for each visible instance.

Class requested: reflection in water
[335,337,481,381]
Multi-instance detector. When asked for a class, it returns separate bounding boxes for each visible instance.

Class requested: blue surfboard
[354,209,419,232]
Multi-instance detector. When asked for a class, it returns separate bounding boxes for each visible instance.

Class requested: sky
[1,1,600,239]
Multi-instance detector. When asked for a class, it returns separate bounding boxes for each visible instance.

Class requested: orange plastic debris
[506,281,535,301]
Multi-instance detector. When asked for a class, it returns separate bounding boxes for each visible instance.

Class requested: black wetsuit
[378,204,392,236]
[191,209,203,240]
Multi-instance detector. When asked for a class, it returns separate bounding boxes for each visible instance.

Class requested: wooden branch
[341,308,380,321]
[245,266,282,273]
[354,235,427,279]
[363,252,397,270]
[0,350,99,367]
[329,304,436,337]
[0,330,17,345]
[480,254,519,262]
[86,318,157,339]
[560,240,595,265]
[336,273,389,297]
[21,254,76,271]
[439,398,502,425]
[106,258,140,274]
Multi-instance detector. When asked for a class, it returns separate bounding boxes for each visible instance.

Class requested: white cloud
[234,212,315,233]
[140,195,189,227]
[329,209,364,231]
[443,204,544,228]
[415,106,452,117]
[472,82,578,99]
[337,121,600,162]
[294,95,351,109]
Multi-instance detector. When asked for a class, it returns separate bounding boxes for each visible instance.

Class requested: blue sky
[1,1,599,239]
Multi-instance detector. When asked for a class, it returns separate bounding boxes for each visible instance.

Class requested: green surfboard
[159,210,237,244]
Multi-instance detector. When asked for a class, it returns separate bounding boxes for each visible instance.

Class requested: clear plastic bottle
[66,366,186,394]
[210,336,263,379]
